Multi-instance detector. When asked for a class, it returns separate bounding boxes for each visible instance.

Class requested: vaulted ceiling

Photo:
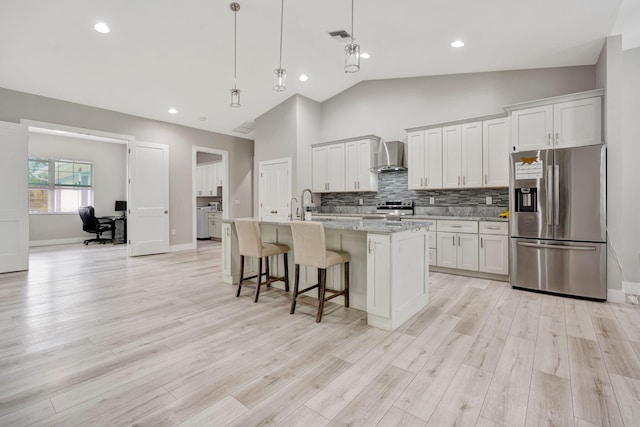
[0,0,635,138]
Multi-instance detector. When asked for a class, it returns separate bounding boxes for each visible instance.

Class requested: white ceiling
[0,0,633,139]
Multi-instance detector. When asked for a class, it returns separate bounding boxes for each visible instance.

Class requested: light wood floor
[1,241,639,426]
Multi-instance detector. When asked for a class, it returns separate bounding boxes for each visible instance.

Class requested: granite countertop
[222,218,427,234]
[313,213,508,223]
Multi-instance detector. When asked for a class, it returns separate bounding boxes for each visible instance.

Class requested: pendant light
[344,0,360,73]
[230,2,241,107]
[273,0,286,91]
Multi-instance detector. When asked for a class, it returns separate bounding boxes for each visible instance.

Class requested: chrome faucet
[300,188,313,221]
[289,197,299,220]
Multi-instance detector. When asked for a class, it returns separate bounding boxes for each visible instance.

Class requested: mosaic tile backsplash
[320,170,509,217]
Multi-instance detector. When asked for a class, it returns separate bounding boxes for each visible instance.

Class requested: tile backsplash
[320,170,509,216]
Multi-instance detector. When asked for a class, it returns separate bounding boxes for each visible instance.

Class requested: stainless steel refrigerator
[510,144,606,300]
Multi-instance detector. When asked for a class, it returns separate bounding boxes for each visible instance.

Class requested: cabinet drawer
[437,220,478,233]
[403,219,436,231]
[479,221,508,235]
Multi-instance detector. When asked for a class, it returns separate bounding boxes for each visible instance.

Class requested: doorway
[192,146,229,246]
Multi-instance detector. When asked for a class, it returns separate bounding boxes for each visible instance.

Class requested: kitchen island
[222,219,429,331]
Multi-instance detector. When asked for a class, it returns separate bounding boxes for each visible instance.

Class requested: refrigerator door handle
[554,165,560,226]
[546,166,553,227]
[516,242,596,251]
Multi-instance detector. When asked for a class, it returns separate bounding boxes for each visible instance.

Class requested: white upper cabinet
[508,91,602,152]
[345,139,378,192]
[196,162,224,197]
[482,118,509,187]
[553,97,602,148]
[313,137,379,193]
[442,125,462,188]
[461,121,483,188]
[407,129,442,190]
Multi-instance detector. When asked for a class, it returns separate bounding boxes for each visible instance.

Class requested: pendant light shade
[344,0,360,73]
[230,2,241,108]
[273,0,286,91]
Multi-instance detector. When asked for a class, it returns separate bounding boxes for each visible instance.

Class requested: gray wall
[28,132,127,243]
[622,46,640,284]
[320,66,596,143]
[0,87,254,247]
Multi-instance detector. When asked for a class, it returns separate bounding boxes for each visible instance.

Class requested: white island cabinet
[222,219,429,331]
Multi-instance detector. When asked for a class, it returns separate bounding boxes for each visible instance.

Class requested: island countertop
[222,218,428,234]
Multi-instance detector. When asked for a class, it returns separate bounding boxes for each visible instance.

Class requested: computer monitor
[114,200,127,216]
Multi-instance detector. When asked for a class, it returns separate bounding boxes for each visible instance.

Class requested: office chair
[78,206,115,245]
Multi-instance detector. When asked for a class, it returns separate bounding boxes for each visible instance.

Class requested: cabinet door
[312,146,328,193]
[217,161,225,187]
[327,144,345,192]
[436,232,457,268]
[479,234,509,275]
[196,166,205,196]
[356,139,377,191]
[425,128,443,188]
[407,131,425,189]
[483,118,509,187]
[457,233,479,271]
[344,141,358,191]
[366,234,391,318]
[442,125,462,188]
[553,97,602,148]
[511,105,553,152]
[206,164,216,196]
[461,122,483,187]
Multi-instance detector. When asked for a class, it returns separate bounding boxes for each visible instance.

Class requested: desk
[103,216,127,244]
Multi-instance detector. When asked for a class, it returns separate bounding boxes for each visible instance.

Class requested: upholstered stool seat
[289,221,350,322]
[235,218,289,302]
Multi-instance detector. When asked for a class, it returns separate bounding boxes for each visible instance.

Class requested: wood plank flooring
[0,241,639,426]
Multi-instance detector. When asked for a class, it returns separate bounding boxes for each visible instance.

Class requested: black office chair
[78,206,115,245]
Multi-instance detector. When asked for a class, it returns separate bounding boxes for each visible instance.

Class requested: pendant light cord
[233,7,237,88]
[278,0,284,68]
[350,0,354,43]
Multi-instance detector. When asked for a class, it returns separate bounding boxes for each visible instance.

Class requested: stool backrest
[235,218,262,257]
[290,221,326,268]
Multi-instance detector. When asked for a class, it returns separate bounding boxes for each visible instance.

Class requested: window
[28,158,93,213]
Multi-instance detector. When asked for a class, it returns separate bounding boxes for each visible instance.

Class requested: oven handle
[516,242,596,251]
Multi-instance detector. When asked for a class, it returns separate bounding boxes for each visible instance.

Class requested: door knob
[164,210,168,214]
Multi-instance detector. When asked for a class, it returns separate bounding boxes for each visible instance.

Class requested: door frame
[192,146,229,245]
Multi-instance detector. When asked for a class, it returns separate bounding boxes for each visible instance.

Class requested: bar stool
[235,218,289,302]
[289,221,350,322]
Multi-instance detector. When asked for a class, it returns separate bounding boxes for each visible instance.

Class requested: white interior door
[259,158,291,222]
[0,122,29,273]
[128,141,170,256]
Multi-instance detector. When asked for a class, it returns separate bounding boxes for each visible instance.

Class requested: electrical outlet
[171,229,176,235]
[359,198,364,205]
[486,196,492,205]
[234,199,240,205]
[429,197,435,205]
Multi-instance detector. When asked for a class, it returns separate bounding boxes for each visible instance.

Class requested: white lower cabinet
[366,234,391,318]
[436,232,478,271]
[479,234,509,275]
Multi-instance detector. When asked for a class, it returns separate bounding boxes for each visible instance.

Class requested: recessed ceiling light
[94,22,110,34]
[361,52,371,59]
[168,108,178,114]
[451,40,465,48]
[299,74,309,82]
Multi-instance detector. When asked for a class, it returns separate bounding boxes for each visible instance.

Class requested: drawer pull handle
[486,226,501,230]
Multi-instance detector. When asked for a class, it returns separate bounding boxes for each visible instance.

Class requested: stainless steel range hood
[370,140,406,172]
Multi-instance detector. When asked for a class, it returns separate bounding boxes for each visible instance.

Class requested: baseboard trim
[607,289,626,304]
[170,243,196,252]
[30,237,86,247]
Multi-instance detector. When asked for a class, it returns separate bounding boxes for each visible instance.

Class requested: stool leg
[317,269,322,302]
[316,268,327,323]
[283,253,290,292]
[344,262,350,308]
[254,257,263,303]
[290,264,300,314]
[236,255,245,297]
[265,257,271,287]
